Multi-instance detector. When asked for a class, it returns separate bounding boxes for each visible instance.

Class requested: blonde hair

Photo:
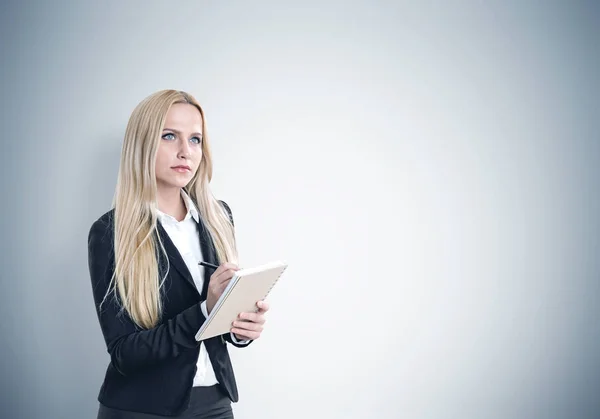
[104,89,238,329]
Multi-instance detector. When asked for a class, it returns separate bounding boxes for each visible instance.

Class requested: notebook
[195,260,288,341]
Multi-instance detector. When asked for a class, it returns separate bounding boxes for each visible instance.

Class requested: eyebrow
[162,128,203,137]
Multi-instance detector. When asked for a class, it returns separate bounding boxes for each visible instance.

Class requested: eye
[190,136,202,145]
[162,132,176,141]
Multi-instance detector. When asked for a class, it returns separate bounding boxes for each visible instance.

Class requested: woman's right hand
[206,262,240,314]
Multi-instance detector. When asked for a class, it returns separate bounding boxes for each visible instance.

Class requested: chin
[174,179,193,188]
[157,177,193,190]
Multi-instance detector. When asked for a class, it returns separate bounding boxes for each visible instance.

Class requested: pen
[198,261,219,270]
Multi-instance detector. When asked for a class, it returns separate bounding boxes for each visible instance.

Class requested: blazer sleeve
[218,200,254,348]
[87,217,206,376]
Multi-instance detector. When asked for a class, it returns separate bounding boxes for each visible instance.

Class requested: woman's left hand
[231,300,270,341]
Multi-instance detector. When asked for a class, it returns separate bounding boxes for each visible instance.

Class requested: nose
[177,138,191,159]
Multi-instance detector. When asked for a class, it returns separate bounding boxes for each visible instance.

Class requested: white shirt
[157,190,246,387]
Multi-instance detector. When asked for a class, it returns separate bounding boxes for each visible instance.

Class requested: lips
[171,165,192,172]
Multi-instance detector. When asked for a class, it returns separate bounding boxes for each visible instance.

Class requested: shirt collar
[157,189,200,225]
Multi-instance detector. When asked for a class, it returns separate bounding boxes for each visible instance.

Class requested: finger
[231,321,263,338]
[256,300,270,313]
[231,320,265,331]
[238,312,265,324]
[210,266,228,283]
[215,267,236,280]
[213,268,238,284]
[220,262,239,270]
[212,274,232,289]
[215,262,236,272]
[231,323,263,335]
[211,262,238,277]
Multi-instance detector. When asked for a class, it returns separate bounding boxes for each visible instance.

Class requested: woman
[88,90,269,418]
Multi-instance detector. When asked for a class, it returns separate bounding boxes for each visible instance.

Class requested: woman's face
[155,103,203,191]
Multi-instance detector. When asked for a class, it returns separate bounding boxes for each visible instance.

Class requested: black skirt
[96,385,233,419]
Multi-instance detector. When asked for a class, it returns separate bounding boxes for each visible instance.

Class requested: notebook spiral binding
[262,265,287,300]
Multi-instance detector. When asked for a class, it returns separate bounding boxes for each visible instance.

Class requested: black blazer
[87,201,250,416]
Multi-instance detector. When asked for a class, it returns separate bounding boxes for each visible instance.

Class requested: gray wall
[1,1,599,418]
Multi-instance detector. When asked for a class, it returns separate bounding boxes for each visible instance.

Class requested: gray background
[1,1,599,418]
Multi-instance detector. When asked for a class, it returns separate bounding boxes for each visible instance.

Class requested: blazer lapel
[195,216,218,300]
[156,220,198,294]
[155,215,219,300]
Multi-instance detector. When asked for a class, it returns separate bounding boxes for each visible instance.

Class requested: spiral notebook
[195,260,288,341]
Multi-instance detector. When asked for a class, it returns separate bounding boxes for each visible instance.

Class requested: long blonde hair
[105,89,238,329]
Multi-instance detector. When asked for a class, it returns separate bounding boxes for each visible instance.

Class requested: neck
[156,186,186,221]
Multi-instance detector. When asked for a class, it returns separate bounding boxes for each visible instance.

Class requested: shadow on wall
[44,136,122,418]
